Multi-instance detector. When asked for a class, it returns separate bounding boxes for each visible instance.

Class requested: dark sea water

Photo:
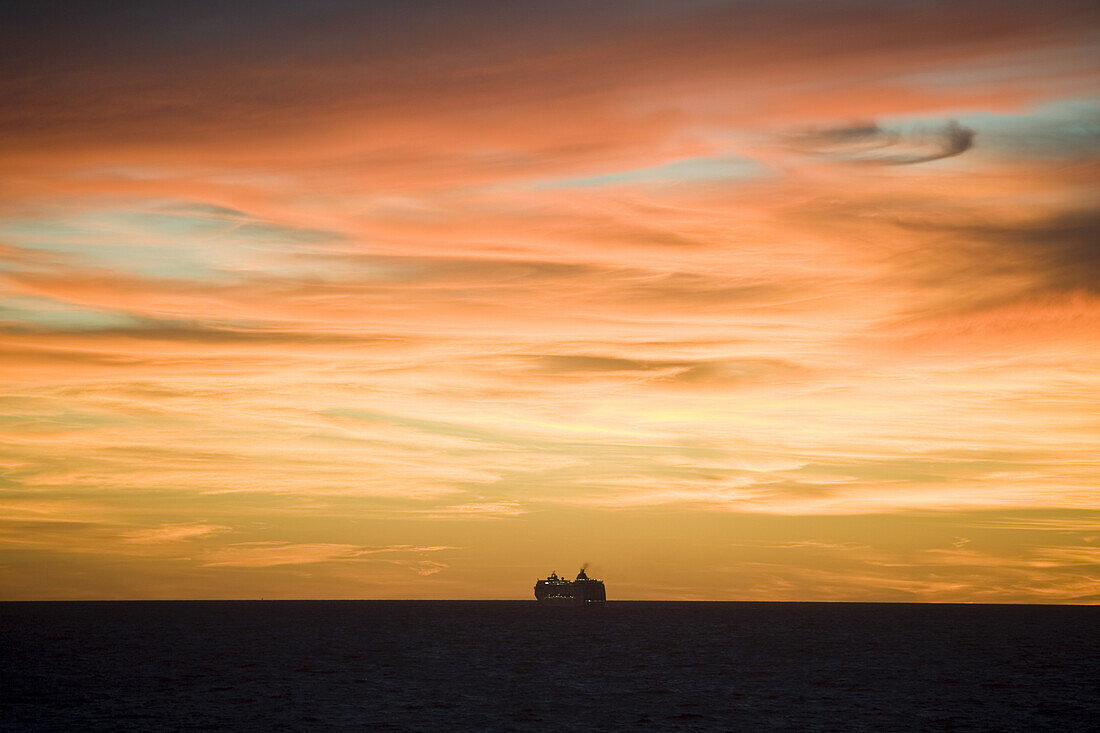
[2,601,1097,732]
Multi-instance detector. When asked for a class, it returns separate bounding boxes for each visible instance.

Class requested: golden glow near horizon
[1,1,1098,601]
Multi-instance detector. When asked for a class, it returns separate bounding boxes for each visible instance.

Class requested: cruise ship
[534,568,606,605]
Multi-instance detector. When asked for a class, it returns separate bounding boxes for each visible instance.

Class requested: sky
[1,0,1098,601]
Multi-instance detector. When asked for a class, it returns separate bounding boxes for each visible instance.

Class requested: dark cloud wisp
[788,121,976,165]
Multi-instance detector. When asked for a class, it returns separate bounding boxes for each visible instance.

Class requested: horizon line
[3,599,1097,606]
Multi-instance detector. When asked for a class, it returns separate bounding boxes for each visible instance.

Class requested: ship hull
[534,595,606,606]
[537,597,588,607]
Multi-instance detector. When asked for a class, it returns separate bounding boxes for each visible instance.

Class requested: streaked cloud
[202,543,455,568]
[964,517,1100,532]
[121,523,231,543]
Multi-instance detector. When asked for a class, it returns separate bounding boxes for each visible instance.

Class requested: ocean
[2,601,1097,731]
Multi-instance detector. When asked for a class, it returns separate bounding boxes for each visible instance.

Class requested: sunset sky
[2,0,1098,601]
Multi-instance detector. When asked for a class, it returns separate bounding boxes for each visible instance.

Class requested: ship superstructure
[534,568,606,605]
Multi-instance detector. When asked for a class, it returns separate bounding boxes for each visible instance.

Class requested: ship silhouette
[534,568,606,605]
